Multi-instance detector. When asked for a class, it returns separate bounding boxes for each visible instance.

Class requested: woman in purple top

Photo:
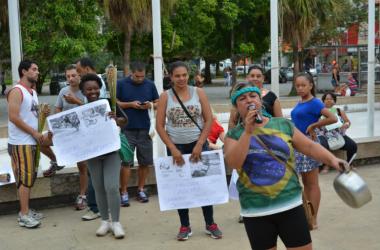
[291,73,337,229]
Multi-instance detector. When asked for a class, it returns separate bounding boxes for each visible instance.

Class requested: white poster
[154,150,229,211]
[229,169,240,201]
[47,99,120,166]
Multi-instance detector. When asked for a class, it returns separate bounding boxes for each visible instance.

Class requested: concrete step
[1,136,379,214]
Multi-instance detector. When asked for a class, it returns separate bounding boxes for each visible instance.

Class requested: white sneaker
[29,209,44,220]
[96,220,111,236]
[18,213,41,228]
[111,222,125,239]
[82,209,101,221]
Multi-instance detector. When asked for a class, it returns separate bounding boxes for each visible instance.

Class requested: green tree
[162,0,270,84]
[20,0,107,93]
[103,0,176,74]
[0,0,11,72]
[280,0,363,77]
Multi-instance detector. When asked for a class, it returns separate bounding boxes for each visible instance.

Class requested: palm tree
[103,0,176,73]
[280,0,342,76]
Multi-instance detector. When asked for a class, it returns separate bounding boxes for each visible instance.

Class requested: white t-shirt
[8,84,39,145]
[97,74,108,99]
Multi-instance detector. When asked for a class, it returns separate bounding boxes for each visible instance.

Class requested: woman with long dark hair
[156,61,222,241]
[291,73,337,229]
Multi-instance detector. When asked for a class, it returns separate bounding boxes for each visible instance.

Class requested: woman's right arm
[224,131,251,170]
[155,92,184,165]
[228,108,239,130]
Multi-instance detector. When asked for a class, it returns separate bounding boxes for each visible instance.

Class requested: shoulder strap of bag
[337,108,341,117]
[253,135,287,166]
[116,103,128,119]
[171,87,202,132]
[253,134,301,177]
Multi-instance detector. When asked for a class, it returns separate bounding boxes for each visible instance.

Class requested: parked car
[50,73,68,95]
[236,65,250,75]
[280,67,293,81]
[264,69,288,84]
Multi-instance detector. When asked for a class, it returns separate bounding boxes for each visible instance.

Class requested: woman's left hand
[190,143,203,163]
[306,125,317,141]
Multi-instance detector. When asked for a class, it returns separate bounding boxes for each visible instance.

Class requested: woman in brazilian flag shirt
[224,84,347,250]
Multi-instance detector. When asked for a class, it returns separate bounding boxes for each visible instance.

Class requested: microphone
[247,104,263,124]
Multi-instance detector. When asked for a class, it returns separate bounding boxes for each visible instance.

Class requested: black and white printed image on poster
[154,150,228,211]
[47,99,120,166]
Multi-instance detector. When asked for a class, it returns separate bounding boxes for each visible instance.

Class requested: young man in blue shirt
[117,61,159,206]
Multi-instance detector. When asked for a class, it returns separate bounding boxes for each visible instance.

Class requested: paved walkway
[0,164,379,250]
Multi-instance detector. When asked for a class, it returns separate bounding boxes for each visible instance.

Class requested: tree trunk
[204,59,211,85]
[123,29,133,75]
[289,44,299,96]
[231,28,236,85]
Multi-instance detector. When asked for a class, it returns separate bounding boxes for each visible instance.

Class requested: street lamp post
[270,0,280,96]
[151,0,166,157]
[367,0,375,137]
[7,0,22,85]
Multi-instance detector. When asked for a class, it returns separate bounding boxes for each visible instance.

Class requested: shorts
[243,205,312,249]
[121,129,153,167]
[331,79,338,87]
[295,150,321,173]
[7,144,37,188]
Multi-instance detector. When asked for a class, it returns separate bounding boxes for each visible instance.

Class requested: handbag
[148,102,156,139]
[253,135,316,231]
[326,129,345,150]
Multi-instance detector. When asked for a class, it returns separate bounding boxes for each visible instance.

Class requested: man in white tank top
[7,60,48,228]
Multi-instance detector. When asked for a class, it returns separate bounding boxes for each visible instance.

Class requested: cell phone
[139,102,145,105]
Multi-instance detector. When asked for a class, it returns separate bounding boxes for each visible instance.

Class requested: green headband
[231,86,261,105]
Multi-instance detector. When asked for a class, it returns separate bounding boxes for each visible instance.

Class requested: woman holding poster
[79,74,126,239]
[156,61,223,241]
[224,83,347,250]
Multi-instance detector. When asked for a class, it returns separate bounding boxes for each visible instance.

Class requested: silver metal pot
[333,154,372,208]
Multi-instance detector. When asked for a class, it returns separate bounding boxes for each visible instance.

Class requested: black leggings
[167,140,214,227]
[243,205,311,250]
[319,135,357,162]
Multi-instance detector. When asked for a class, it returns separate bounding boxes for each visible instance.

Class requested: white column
[367,0,375,137]
[151,0,166,157]
[270,0,279,96]
[8,0,22,85]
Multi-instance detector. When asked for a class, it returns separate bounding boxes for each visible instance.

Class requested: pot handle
[339,162,350,173]
[340,153,357,173]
